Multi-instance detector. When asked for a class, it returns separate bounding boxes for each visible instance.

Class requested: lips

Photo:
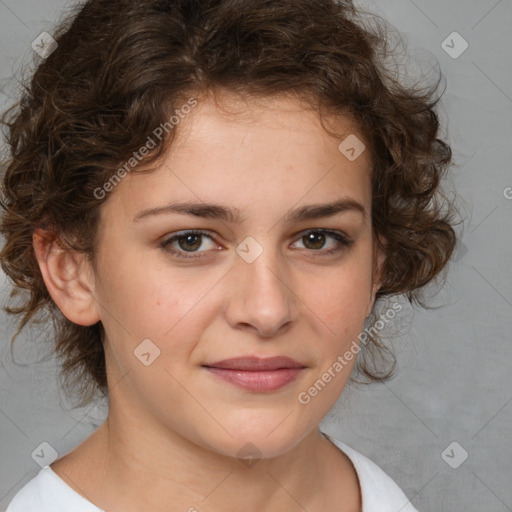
[203,356,305,371]
[202,356,306,392]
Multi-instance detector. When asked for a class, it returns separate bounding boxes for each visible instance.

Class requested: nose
[224,246,298,339]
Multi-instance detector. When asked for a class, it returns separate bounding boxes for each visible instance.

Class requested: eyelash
[160,229,353,260]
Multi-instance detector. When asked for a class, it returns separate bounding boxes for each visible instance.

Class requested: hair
[0,0,460,408]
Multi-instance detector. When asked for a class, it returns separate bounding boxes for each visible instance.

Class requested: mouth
[202,356,306,392]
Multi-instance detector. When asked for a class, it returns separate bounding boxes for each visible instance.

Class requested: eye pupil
[304,232,325,250]
[179,234,201,251]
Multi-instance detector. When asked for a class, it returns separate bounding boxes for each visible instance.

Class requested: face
[89,91,383,459]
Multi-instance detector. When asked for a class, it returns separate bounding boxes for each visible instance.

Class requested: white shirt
[6,432,419,512]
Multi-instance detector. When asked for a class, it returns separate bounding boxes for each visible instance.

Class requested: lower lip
[203,367,304,392]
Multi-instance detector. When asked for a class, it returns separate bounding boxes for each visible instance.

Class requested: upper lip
[203,356,305,371]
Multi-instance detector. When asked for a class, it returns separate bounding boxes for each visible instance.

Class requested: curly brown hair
[0,0,460,408]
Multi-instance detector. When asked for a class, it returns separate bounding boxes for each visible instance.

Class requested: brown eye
[292,229,353,255]
[161,230,218,259]
[160,228,353,261]
[302,231,327,250]
[176,233,203,251]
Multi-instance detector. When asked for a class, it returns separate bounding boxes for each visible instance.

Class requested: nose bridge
[242,242,284,290]
[227,234,296,336]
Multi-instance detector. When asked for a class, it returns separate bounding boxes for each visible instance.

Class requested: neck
[52,386,360,512]
[96,411,327,511]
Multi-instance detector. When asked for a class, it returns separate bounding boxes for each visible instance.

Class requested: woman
[1,0,457,510]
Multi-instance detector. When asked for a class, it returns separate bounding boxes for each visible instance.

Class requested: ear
[32,228,101,326]
[365,234,386,318]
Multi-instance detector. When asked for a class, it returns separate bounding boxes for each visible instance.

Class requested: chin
[194,417,312,461]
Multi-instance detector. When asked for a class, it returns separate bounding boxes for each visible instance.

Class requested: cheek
[308,260,374,338]
[95,244,189,330]
[96,252,220,377]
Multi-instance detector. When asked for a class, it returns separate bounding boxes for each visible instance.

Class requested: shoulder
[5,466,103,512]
[322,432,420,512]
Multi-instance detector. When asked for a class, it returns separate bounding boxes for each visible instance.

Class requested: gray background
[0,0,511,511]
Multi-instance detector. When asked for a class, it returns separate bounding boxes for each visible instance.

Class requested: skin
[33,90,385,512]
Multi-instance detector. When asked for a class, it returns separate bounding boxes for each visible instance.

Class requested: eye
[291,229,353,255]
[160,229,353,260]
[160,230,218,259]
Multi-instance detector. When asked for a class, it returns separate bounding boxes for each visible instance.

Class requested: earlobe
[32,228,101,326]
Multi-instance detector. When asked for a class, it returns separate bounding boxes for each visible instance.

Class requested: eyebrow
[133,198,367,224]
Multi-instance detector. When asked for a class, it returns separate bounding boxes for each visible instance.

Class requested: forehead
[173,89,365,152]
[101,90,372,225]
